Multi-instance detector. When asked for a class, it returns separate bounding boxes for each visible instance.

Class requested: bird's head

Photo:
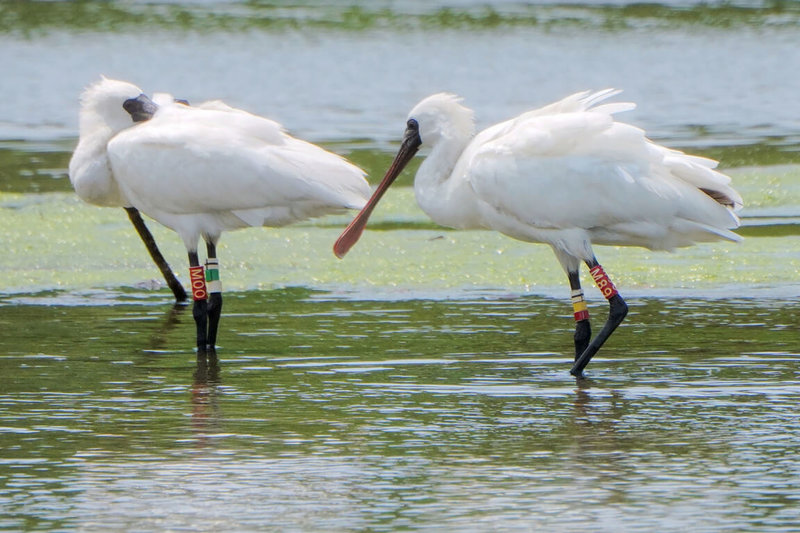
[407,92,475,146]
[333,93,475,259]
[78,77,155,135]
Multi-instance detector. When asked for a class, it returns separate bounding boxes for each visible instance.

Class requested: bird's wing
[504,89,742,211]
[459,89,637,164]
[107,107,369,218]
[515,88,633,120]
[462,109,738,233]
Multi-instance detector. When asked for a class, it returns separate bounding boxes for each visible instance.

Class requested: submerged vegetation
[2,0,800,36]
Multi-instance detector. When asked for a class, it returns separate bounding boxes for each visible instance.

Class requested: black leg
[125,207,188,302]
[568,271,591,361]
[205,242,222,359]
[188,251,208,358]
[570,259,628,378]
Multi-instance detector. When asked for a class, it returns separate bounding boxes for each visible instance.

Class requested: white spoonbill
[70,78,370,358]
[69,79,187,301]
[334,90,742,378]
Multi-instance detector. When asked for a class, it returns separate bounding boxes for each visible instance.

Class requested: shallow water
[2,0,800,530]
[1,290,799,530]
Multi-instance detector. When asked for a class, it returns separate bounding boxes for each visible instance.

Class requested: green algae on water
[4,1,800,36]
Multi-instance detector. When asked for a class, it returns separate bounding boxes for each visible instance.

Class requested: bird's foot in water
[196,346,218,362]
[570,367,588,380]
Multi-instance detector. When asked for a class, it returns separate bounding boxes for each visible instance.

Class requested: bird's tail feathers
[662,151,743,210]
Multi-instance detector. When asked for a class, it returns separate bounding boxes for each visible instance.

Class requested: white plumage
[335,90,743,377]
[406,91,741,268]
[70,78,370,251]
[70,77,370,356]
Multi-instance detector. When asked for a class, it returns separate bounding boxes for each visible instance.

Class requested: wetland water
[1,0,800,530]
[1,291,799,530]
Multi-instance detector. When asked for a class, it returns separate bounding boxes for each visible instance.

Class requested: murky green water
[1,0,800,530]
[2,291,799,530]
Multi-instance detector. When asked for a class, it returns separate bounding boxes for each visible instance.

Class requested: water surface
[1,290,799,530]
[1,1,799,530]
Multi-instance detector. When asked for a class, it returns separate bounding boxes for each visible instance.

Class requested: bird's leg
[188,251,209,359]
[570,259,628,378]
[568,271,591,361]
[204,242,222,360]
[125,207,188,302]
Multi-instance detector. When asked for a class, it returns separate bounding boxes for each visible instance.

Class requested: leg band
[189,265,207,301]
[205,259,222,294]
[571,289,589,321]
[589,264,618,300]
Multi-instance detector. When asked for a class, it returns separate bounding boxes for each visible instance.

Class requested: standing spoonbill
[334,90,742,378]
[70,78,370,358]
[70,78,186,302]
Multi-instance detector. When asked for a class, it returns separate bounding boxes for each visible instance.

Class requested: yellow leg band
[572,300,589,321]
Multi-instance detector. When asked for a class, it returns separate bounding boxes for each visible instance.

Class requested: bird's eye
[407,118,419,130]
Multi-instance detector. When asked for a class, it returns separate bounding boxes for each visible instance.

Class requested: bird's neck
[69,125,125,207]
[414,131,476,228]
[71,127,113,177]
[79,106,112,138]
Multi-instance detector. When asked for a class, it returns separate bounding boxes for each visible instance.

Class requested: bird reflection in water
[191,354,221,447]
[141,303,222,446]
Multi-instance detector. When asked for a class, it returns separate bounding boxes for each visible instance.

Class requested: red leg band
[589,264,618,300]
[189,265,207,301]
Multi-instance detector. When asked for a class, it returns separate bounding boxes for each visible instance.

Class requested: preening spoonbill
[70,78,371,358]
[69,79,186,301]
[334,90,743,378]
